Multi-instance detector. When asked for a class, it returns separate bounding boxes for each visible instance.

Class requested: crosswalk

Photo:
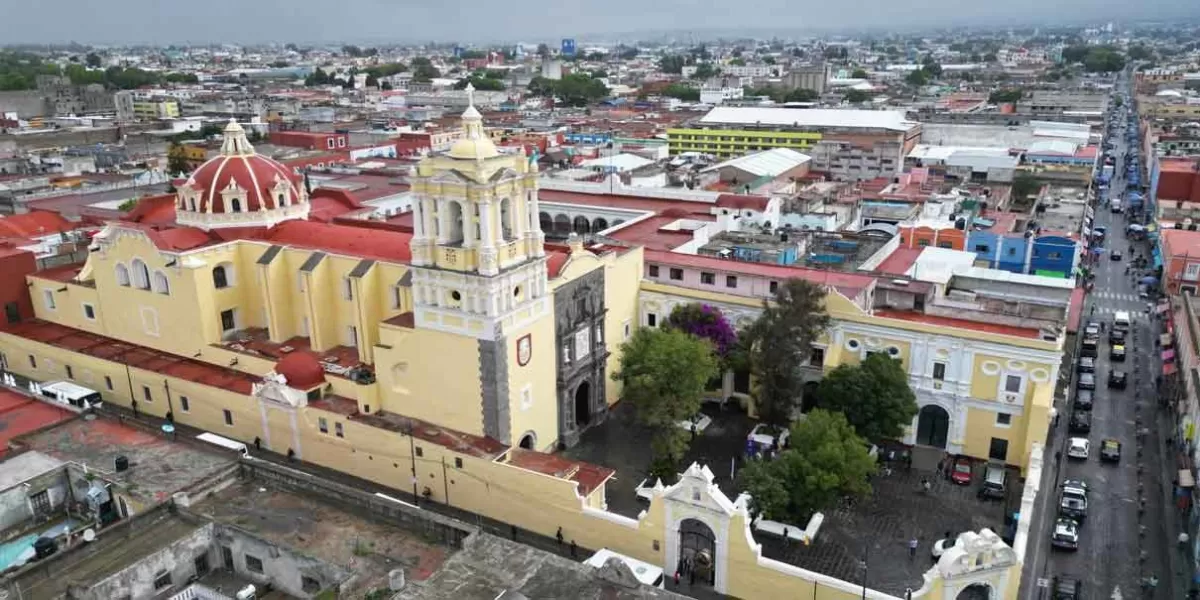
[1093,291,1143,302]
[1091,305,1151,319]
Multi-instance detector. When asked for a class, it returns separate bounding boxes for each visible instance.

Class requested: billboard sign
[561,38,576,58]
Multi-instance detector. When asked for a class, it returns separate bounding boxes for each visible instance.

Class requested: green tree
[691,63,719,80]
[613,328,719,478]
[166,147,191,176]
[988,88,1024,104]
[526,76,556,97]
[1011,172,1041,202]
[365,62,407,79]
[815,353,917,442]
[410,57,440,81]
[843,89,872,103]
[553,73,609,106]
[739,410,875,522]
[784,88,819,102]
[85,52,102,68]
[851,68,869,79]
[537,43,551,58]
[659,55,686,74]
[661,83,699,101]
[729,57,747,67]
[742,279,830,427]
[1127,45,1153,61]
[618,46,639,60]
[905,69,930,86]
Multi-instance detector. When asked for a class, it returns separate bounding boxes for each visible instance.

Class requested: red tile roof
[122,194,178,225]
[352,410,507,459]
[507,449,615,496]
[0,211,75,239]
[546,250,571,278]
[30,263,83,283]
[715,194,770,211]
[874,247,923,276]
[873,309,1043,339]
[3,319,258,394]
[267,220,413,262]
[643,249,875,298]
[0,390,75,457]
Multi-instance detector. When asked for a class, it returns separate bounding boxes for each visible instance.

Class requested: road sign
[1036,578,1050,588]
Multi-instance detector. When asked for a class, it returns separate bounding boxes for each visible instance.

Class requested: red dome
[180,120,303,215]
[275,351,326,390]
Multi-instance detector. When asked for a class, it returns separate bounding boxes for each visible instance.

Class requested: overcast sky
[3,0,1197,45]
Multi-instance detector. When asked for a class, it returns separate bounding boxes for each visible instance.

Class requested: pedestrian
[254,437,262,451]
[936,458,944,475]
[673,570,681,586]
[510,525,518,541]
[570,540,577,558]
[690,567,695,585]
[1180,531,1190,551]
[908,537,918,559]
[556,527,563,546]
[690,422,697,441]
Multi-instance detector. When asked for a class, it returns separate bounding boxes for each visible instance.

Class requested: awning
[1181,469,1195,489]
[1165,362,1179,376]
[1163,349,1176,361]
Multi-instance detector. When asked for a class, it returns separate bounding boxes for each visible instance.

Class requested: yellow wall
[505,311,559,451]
[376,324,485,436]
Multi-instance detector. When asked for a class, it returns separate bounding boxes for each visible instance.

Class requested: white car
[1067,437,1090,460]
[747,424,789,452]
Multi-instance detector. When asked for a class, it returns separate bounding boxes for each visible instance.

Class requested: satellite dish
[83,528,96,542]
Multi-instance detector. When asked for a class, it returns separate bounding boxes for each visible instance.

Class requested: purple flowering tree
[666,303,738,361]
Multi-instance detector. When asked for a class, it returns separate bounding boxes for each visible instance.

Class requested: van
[39,381,102,409]
[584,549,665,589]
[978,462,1007,500]
[1113,311,1131,331]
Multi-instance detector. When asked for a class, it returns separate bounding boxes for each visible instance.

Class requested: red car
[950,457,973,485]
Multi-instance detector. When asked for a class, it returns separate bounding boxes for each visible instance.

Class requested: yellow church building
[0,89,1050,599]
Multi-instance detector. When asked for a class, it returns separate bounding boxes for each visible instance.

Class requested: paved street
[1023,71,1182,600]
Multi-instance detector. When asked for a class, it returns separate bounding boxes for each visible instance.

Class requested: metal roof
[700,148,811,177]
[697,107,918,132]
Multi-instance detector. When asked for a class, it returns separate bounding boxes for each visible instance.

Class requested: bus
[583,549,665,589]
[38,381,102,409]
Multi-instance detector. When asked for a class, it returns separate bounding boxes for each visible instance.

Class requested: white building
[699,87,745,105]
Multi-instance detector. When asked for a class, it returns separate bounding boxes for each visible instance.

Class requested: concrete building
[781,64,831,94]
[699,86,744,105]
[132,99,180,120]
[668,107,921,180]
[1014,91,1108,118]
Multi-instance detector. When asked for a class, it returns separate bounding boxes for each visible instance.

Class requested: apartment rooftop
[693,107,919,132]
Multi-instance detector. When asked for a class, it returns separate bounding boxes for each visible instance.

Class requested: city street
[1024,72,1179,600]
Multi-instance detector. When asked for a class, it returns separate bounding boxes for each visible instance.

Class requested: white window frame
[152,270,170,295]
[115,263,131,287]
[82,303,96,320]
[347,325,359,347]
[995,412,1013,428]
[623,319,631,340]
[342,277,354,301]
[42,289,56,310]
[932,361,947,381]
[141,306,160,337]
[220,308,238,332]
[1000,373,1025,398]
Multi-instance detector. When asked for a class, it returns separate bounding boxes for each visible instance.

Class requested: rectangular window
[66,365,74,379]
[455,457,464,468]
[726,275,738,288]
[769,280,779,294]
[988,437,1009,462]
[623,319,631,340]
[933,362,947,381]
[154,571,172,591]
[647,313,657,327]
[575,327,591,359]
[669,268,684,280]
[104,376,113,390]
[83,303,96,320]
[220,309,236,332]
[700,272,715,285]
[319,417,328,433]
[974,245,990,253]
[809,347,825,366]
[415,446,423,458]
[393,286,403,310]
[180,396,190,412]
[996,412,1012,426]
[42,289,55,310]
[648,265,659,277]
[28,355,36,369]
[244,554,263,573]
[342,277,353,300]
[347,326,358,347]
[1004,375,1022,394]
[142,385,152,402]
[223,409,233,426]
[335,422,344,438]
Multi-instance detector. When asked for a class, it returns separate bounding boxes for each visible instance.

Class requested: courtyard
[560,401,1020,596]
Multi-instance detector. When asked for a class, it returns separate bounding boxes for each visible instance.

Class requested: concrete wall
[83,520,216,600]
[0,465,69,535]
[0,91,51,119]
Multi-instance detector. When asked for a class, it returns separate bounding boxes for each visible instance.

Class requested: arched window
[187,196,196,211]
[213,264,231,289]
[231,198,242,212]
[130,259,150,290]
[115,263,130,287]
[152,270,170,295]
[445,201,464,244]
[499,197,514,241]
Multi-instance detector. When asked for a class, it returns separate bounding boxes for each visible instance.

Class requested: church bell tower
[408,84,549,341]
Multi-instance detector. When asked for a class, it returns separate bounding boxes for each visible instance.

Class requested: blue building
[965,231,1078,278]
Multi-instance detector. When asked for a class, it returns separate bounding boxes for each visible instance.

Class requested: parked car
[1109,329,1126,345]
[677,413,713,434]
[978,461,1007,500]
[1084,322,1101,339]
[1059,479,1089,521]
[950,456,972,485]
[1111,250,1123,261]
[1076,357,1095,373]
[1051,518,1080,551]
[1067,437,1090,460]
[1069,411,1092,434]
[1077,373,1096,391]
[746,424,789,454]
[1110,344,1126,362]
[1108,370,1128,389]
[1053,576,1083,599]
[1100,439,1122,463]
[1074,389,1093,411]
[1080,342,1098,358]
